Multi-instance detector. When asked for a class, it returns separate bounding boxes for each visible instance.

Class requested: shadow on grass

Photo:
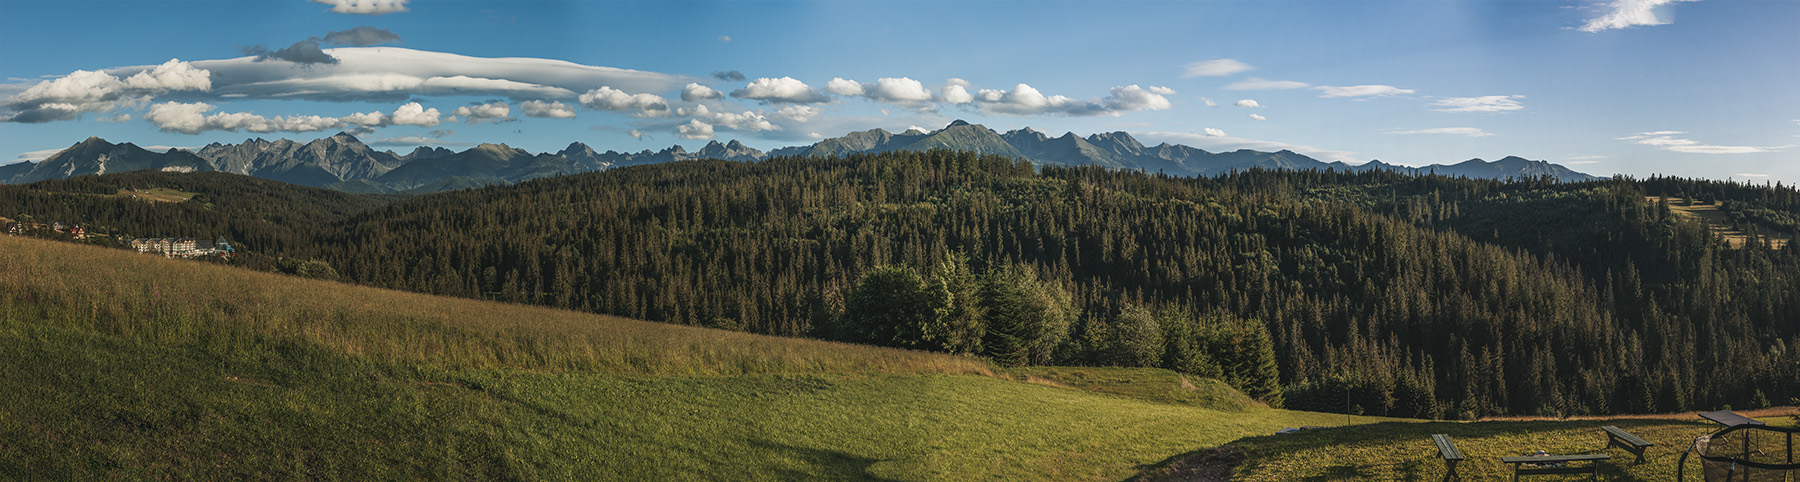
[746,439,902,482]
[1129,420,1712,482]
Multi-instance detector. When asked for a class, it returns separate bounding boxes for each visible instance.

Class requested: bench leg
[1442,460,1458,482]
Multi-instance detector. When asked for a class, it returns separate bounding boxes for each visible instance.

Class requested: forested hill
[3,152,1796,419]
[0,171,392,261]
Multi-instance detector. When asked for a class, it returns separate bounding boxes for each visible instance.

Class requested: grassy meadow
[0,235,1376,480]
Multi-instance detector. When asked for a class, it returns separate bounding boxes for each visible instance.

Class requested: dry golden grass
[0,234,990,377]
[1648,196,1791,249]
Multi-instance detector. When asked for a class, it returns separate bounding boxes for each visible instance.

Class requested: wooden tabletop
[1698,410,1766,427]
[1501,454,1611,464]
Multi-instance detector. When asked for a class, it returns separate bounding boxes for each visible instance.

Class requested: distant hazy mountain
[374,143,579,191]
[392,146,456,163]
[1327,156,1601,182]
[790,120,1604,182]
[13,137,213,184]
[0,161,36,184]
[692,139,766,162]
[9,120,1602,192]
[194,132,403,187]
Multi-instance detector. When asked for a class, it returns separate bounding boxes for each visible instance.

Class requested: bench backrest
[1432,434,1464,461]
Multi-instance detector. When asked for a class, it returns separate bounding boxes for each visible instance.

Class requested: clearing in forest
[1647,196,1790,249]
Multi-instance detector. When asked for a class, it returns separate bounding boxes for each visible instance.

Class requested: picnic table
[1499,453,1609,480]
[1700,410,1767,456]
[1699,410,1766,427]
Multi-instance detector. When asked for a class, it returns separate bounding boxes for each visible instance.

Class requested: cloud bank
[1619,131,1792,154]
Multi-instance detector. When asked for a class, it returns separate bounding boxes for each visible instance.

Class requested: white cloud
[1431,95,1525,113]
[452,101,510,124]
[676,104,778,132]
[1198,97,1218,107]
[808,132,824,139]
[1579,0,1697,32]
[1202,128,1227,137]
[677,119,715,140]
[869,77,934,103]
[1735,173,1772,178]
[146,101,346,134]
[520,100,576,118]
[826,77,936,104]
[122,59,213,91]
[98,113,133,122]
[1234,99,1262,108]
[1181,58,1253,78]
[340,110,386,125]
[311,0,408,15]
[89,47,685,105]
[731,77,829,104]
[776,105,819,122]
[1106,85,1174,111]
[3,59,211,123]
[387,102,442,126]
[1148,86,1177,95]
[1223,78,1311,90]
[628,129,650,140]
[1387,127,1493,137]
[941,81,974,104]
[1139,130,1358,162]
[973,83,1173,117]
[825,78,864,96]
[1618,131,1793,154]
[578,86,670,116]
[680,82,723,102]
[1315,85,1415,98]
[1249,113,1267,121]
[145,100,439,134]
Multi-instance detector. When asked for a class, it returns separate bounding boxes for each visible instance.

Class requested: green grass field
[113,187,200,203]
[0,235,1379,480]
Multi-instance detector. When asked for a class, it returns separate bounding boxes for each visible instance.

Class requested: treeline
[2,155,1797,419]
[832,256,1282,404]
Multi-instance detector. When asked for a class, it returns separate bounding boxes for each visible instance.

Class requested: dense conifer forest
[3,152,1796,419]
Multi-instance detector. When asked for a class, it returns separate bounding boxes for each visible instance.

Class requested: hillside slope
[0,235,1367,480]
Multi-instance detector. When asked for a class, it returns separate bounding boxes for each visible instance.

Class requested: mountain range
[0,120,1602,192]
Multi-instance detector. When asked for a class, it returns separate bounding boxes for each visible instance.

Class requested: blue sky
[2,0,1796,183]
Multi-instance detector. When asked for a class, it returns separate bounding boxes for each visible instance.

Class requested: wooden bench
[1601,425,1654,463]
[1432,434,1464,481]
[1499,453,1609,481]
